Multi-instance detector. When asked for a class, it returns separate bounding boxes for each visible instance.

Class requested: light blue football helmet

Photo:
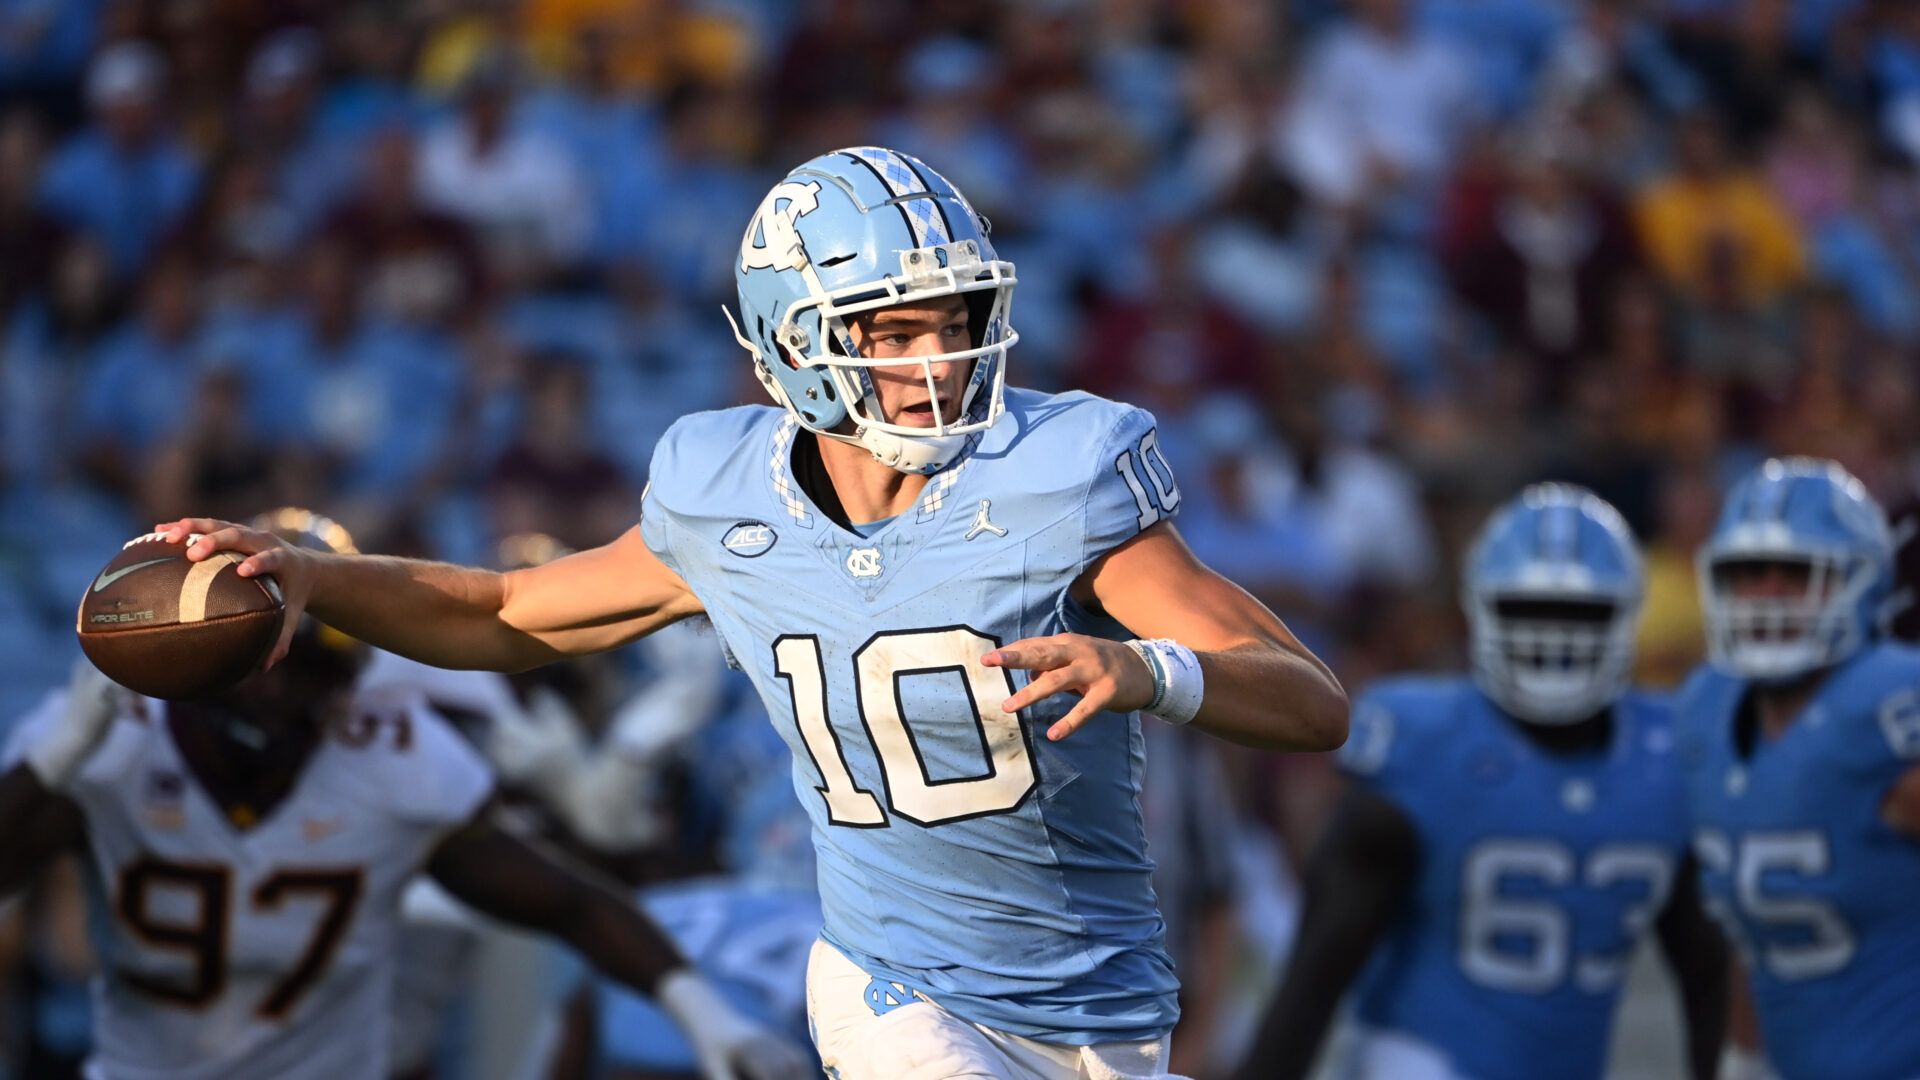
[1699,457,1892,682]
[1464,484,1645,724]
[726,147,1017,475]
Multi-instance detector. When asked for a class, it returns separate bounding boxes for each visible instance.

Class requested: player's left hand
[688,1013,814,1080]
[984,634,1155,741]
[663,970,814,1080]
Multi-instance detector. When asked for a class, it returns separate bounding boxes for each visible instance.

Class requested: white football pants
[805,940,1182,1080]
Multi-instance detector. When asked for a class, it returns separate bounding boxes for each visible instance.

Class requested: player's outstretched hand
[151,517,314,670]
[23,658,129,787]
[663,970,814,1080]
[984,633,1155,741]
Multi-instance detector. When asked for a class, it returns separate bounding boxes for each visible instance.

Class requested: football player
[1679,458,1920,1080]
[1235,485,1727,1080]
[0,537,810,1079]
[155,146,1348,1079]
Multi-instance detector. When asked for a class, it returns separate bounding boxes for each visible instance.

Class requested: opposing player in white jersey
[0,535,810,1079]
[155,146,1348,1080]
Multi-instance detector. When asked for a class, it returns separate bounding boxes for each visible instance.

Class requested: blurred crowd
[2,0,1919,1074]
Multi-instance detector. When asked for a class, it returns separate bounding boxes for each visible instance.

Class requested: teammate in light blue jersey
[158,146,1348,1080]
[1237,485,1726,1080]
[1678,457,1920,1080]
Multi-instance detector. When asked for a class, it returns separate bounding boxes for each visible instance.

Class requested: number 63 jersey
[1678,643,1920,1080]
[2,689,493,1080]
[640,388,1183,1044]
[1337,677,1689,1080]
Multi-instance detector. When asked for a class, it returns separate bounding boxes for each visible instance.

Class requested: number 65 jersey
[1678,643,1920,1080]
[640,388,1182,1044]
[2,689,493,1080]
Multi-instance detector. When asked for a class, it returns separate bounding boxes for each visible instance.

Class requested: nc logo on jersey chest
[722,520,778,558]
[846,547,883,578]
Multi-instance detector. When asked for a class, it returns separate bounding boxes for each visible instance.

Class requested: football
[75,533,284,699]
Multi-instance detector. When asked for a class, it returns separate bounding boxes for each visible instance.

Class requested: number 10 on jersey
[774,627,1039,828]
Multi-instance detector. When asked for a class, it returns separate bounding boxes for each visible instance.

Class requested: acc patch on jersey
[722,521,778,558]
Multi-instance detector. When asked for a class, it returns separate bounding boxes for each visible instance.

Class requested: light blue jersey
[640,387,1182,1043]
[1678,643,1920,1080]
[1341,677,1689,1080]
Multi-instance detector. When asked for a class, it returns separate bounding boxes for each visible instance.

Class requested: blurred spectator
[37,41,199,279]
[138,365,281,525]
[1634,464,1717,687]
[253,237,465,511]
[323,127,488,321]
[1,236,115,488]
[0,0,103,126]
[1662,0,1803,145]
[314,3,425,139]
[417,49,590,277]
[240,27,365,232]
[72,250,205,496]
[522,0,757,94]
[484,355,635,551]
[1765,85,1919,340]
[876,37,1024,216]
[1633,108,1804,309]
[0,109,65,322]
[1278,0,1485,209]
[1441,130,1643,370]
[608,80,762,299]
[1537,0,1703,117]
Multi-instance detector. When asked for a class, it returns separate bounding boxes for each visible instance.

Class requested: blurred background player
[1681,457,1920,1080]
[1236,484,1726,1080]
[0,520,808,1080]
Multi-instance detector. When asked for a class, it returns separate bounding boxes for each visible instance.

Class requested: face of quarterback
[847,294,972,429]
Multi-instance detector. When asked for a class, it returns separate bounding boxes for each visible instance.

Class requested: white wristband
[1123,638,1203,726]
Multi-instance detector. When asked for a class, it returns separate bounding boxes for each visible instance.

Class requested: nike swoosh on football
[91,558,178,593]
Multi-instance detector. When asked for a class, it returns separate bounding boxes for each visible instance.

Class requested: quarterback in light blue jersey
[1237,485,1727,1080]
[1678,458,1920,1080]
[156,146,1348,1080]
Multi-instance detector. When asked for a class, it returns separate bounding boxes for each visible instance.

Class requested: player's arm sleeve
[425,815,690,996]
[0,702,88,898]
[1078,404,1181,574]
[637,421,690,580]
[1232,782,1418,1080]
[1655,852,1730,1080]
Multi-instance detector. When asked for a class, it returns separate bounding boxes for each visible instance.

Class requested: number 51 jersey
[2,689,493,1080]
[640,388,1183,1044]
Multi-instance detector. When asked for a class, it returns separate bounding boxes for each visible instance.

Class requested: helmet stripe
[838,148,923,246]
[898,154,957,245]
[842,146,948,247]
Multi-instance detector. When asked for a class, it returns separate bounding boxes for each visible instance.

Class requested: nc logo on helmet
[741,180,821,272]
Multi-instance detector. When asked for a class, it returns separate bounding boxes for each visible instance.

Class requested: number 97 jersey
[1678,643,1920,1080]
[640,389,1182,1045]
[3,689,493,1080]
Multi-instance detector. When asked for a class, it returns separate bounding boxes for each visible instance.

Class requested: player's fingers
[1047,693,1106,741]
[235,547,288,580]
[183,526,267,561]
[152,517,234,545]
[1001,665,1088,714]
[983,638,1072,671]
[264,608,301,672]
